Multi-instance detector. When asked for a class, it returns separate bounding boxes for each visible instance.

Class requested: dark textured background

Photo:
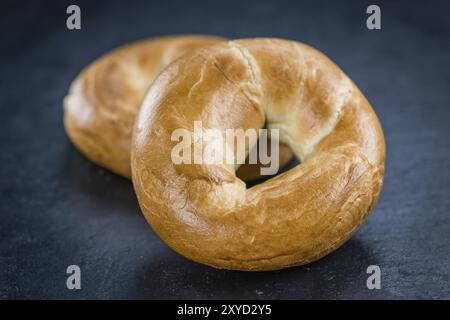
[1,0,449,299]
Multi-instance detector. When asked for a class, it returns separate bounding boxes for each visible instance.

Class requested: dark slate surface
[1,0,449,299]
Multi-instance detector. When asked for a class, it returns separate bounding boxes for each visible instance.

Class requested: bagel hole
[235,136,300,188]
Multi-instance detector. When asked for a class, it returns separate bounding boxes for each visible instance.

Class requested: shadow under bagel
[135,236,383,299]
[62,135,296,211]
[62,142,141,216]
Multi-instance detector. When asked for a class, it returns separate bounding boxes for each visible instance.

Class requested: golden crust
[131,38,386,270]
[63,35,226,177]
[64,35,292,178]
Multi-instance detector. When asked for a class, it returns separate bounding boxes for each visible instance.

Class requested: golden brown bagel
[63,35,293,179]
[132,38,385,271]
[63,35,225,177]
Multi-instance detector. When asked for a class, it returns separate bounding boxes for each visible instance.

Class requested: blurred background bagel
[63,34,293,180]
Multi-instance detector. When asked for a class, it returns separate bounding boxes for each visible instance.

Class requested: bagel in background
[132,38,386,271]
[63,35,293,180]
[63,35,225,177]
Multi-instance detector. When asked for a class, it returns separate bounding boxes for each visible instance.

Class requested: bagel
[63,35,293,179]
[63,35,224,177]
[132,38,385,271]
